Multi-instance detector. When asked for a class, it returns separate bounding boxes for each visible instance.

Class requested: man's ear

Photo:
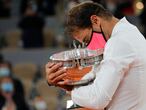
[90,15,100,26]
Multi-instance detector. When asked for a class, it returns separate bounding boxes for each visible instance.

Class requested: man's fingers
[46,62,54,68]
[48,62,55,68]
[48,68,66,80]
[52,73,67,83]
[51,63,63,72]
[57,81,67,85]
[46,62,63,75]
[47,73,66,86]
[57,79,72,85]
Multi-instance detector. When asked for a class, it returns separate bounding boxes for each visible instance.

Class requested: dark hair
[65,1,113,36]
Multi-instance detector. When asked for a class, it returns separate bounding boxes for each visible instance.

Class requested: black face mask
[86,25,107,50]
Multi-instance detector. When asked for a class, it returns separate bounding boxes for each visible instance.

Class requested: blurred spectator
[92,0,134,19]
[105,0,117,14]
[0,53,4,62]
[67,0,79,10]
[92,0,106,7]
[0,35,7,49]
[36,0,58,16]
[140,0,146,38]
[20,0,58,16]
[0,0,12,18]
[20,0,32,15]
[115,1,134,18]
[0,60,28,109]
[0,76,29,110]
[18,3,45,48]
[32,95,48,110]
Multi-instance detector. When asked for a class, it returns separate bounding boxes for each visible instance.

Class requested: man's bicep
[94,60,125,99]
[71,60,125,109]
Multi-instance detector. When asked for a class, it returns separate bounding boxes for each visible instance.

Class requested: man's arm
[71,38,136,109]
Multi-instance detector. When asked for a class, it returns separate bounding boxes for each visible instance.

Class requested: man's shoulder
[111,21,140,43]
[116,20,138,35]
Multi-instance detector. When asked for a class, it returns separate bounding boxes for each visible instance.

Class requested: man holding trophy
[46,1,146,110]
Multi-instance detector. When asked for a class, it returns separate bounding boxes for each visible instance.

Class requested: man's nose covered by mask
[87,32,106,50]
[1,82,14,93]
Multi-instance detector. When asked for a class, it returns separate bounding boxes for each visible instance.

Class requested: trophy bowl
[49,48,103,86]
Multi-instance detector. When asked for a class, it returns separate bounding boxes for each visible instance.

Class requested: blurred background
[0,0,145,110]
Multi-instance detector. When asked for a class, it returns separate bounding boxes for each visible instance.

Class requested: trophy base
[64,78,95,86]
[63,66,94,86]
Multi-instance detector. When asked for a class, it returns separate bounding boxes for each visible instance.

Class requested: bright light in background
[134,0,144,15]
[136,1,144,10]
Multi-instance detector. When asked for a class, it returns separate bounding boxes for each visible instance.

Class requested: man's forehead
[72,29,87,36]
[72,31,82,40]
[72,29,81,34]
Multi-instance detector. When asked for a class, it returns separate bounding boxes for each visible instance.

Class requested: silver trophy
[50,41,104,110]
[49,41,103,86]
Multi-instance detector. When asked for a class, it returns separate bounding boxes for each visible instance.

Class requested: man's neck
[102,17,119,40]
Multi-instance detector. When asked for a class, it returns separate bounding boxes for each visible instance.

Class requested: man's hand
[45,62,74,91]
